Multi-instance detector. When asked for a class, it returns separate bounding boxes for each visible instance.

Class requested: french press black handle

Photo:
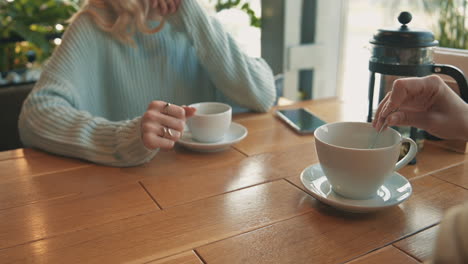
[432,64,468,103]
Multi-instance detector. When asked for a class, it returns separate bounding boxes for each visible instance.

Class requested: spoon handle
[369,108,398,149]
[369,120,388,149]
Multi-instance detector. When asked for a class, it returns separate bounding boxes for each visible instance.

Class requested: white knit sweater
[18,0,276,167]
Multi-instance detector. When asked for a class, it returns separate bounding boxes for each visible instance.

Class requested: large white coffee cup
[314,122,417,200]
[186,102,232,143]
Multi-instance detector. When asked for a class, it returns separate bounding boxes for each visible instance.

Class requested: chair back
[0,83,33,151]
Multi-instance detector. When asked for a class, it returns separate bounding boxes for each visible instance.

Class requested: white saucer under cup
[314,122,418,200]
[300,163,412,213]
[178,122,248,152]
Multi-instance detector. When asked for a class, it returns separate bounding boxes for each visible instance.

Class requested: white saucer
[178,122,248,152]
[300,163,412,213]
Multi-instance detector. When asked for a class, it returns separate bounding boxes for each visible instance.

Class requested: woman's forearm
[167,0,276,112]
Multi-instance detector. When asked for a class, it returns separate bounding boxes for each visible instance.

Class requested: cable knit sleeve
[18,15,158,167]
[167,0,276,112]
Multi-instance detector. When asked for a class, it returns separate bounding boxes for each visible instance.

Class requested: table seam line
[160,178,285,210]
[231,146,248,157]
[193,249,207,264]
[140,250,206,264]
[0,208,160,252]
[0,156,27,162]
[408,161,467,182]
[0,192,81,212]
[191,210,314,253]
[392,243,425,263]
[138,181,163,210]
[429,169,468,191]
[340,222,438,264]
[284,176,440,264]
[15,164,93,179]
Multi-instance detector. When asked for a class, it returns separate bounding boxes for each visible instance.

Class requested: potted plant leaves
[0,0,79,86]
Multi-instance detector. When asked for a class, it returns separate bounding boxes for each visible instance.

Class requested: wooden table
[1,98,467,263]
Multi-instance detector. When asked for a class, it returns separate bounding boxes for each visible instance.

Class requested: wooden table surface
[1,98,467,263]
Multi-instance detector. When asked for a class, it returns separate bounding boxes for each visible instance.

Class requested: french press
[367,11,468,124]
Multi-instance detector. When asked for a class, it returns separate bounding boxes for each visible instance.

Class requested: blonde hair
[70,0,165,45]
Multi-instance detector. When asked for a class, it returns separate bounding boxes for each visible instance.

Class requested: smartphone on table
[276,108,326,134]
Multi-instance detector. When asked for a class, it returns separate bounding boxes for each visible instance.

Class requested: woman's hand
[151,0,181,16]
[373,75,468,141]
[141,101,196,150]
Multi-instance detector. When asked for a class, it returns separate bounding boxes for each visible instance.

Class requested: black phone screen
[276,108,326,134]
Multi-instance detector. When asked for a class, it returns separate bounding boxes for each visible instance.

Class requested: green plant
[423,0,468,49]
[0,0,80,72]
[0,0,260,72]
[210,0,261,28]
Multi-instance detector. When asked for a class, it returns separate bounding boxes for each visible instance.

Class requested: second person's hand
[373,75,468,141]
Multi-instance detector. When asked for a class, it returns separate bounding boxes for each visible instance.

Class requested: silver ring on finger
[163,102,171,114]
[167,127,174,137]
[161,126,168,138]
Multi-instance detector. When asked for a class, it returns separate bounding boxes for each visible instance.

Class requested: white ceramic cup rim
[314,121,402,151]
[188,102,232,117]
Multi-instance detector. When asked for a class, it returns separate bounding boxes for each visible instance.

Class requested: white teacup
[314,122,418,200]
[186,102,232,143]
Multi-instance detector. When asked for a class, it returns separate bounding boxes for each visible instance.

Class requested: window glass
[341,0,468,105]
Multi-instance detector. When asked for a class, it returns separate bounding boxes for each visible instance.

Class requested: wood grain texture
[346,246,419,264]
[0,180,315,263]
[0,98,466,264]
[301,98,367,123]
[233,114,315,156]
[394,225,439,262]
[196,176,468,264]
[398,144,467,179]
[141,142,318,208]
[0,151,89,184]
[0,165,141,210]
[0,148,43,161]
[146,251,203,264]
[122,145,245,177]
[0,183,158,249]
[0,147,243,211]
[432,161,468,189]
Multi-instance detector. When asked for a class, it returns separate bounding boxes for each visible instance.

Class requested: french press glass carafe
[367,11,468,157]
[367,11,468,125]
